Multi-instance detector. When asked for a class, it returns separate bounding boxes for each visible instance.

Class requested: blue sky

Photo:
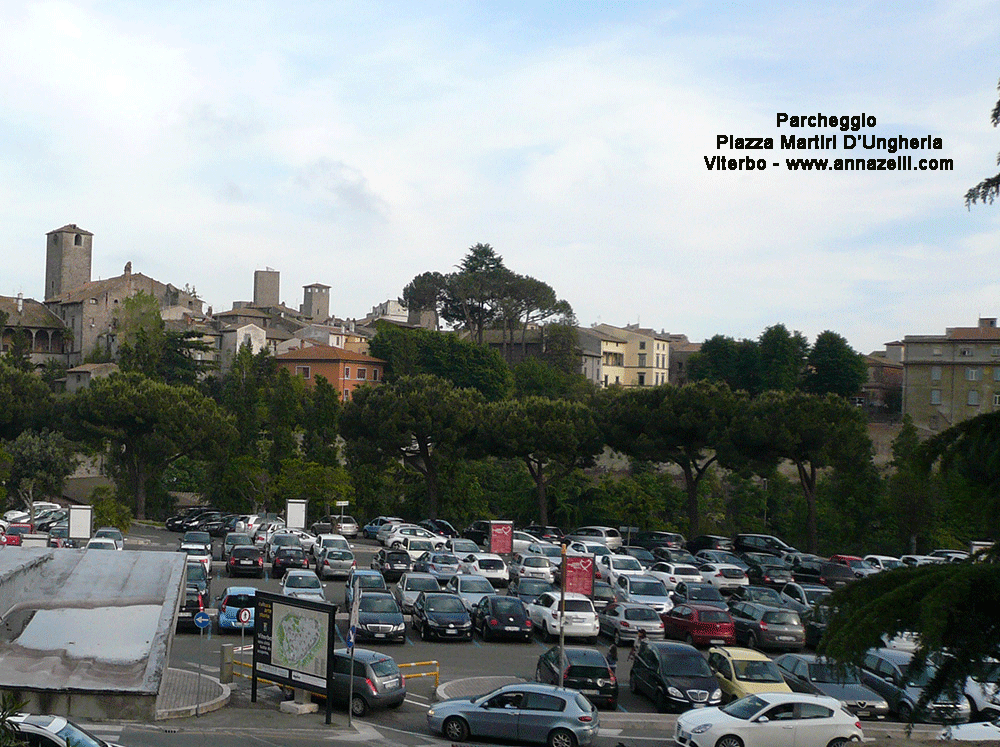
[2,1,999,354]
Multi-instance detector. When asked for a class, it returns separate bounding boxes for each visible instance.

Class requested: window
[372,369,379,381]
[639,341,646,350]
[994,393,1000,407]
[960,348,974,357]
[74,233,82,246]
[993,347,1000,357]
[637,373,645,386]
[357,368,366,381]
[933,347,943,356]
[994,368,1000,382]
[931,366,942,381]
[637,354,646,367]
[930,390,942,405]
[89,298,97,304]
[967,368,981,381]
[798,703,834,719]
[969,390,981,406]
[295,365,310,379]
[344,366,351,380]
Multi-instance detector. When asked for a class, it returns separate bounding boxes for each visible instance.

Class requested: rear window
[232,547,261,558]
[278,548,306,558]
[359,575,386,588]
[327,550,354,560]
[699,610,731,623]
[461,578,494,593]
[525,557,549,567]
[689,586,722,601]
[563,599,595,613]
[479,559,504,570]
[226,594,255,608]
[386,552,410,563]
[762,611,800,625]
[492,598,523,614]
[406,577,439,591]
[630,580,667,596]
[568,665,610,679]
[624,607,659,621]
[674,565,700,575]
[370,658,400,678]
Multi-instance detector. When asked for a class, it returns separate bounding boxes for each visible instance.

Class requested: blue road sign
[194,611,211,630]
[348,625,356,649]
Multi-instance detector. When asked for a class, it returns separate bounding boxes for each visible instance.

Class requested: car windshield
[590,545,612,557]
[628,548,655,561]
[624,607,659,621]
[689,586,722,601]
[518,580,551,594]
[360,597,399,613]
[762,611,800,625]
[405,577,440,591]
[386,552,409,563]
[451,540,479,553]
[612,557,643,570]
[630,580,667,596]
[492,598,523,614]
[563,599,594,613]
[186,565,206,581]
[433,554,459,564]
[426,596,466,613]
[721,695,768,720]
[809,662,861,684]
[752,588,782,604]
[664,653,712,677]
[461,579,494,593]
[880,559,903,570]
[359,575,386,589]
[287,575,321,589]
[803,587,831,604]
[734,659,784,683]
[536,546,561,557]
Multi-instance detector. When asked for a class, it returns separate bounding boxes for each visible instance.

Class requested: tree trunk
[682,464,700,537]
[418,438,439,519]
[526,458,547,525]
[797,461,818,554]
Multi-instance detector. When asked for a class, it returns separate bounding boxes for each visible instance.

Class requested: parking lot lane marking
[617,703,628,711]
[406,693,429,703]
[471,635,482,648]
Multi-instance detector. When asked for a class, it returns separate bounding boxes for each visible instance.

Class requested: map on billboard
[272,603,327,676]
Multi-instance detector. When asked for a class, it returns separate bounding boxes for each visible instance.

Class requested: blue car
[217,586,256,633]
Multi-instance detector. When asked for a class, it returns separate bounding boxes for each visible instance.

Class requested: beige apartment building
[591,323,670,387]
[902,317,1000,433]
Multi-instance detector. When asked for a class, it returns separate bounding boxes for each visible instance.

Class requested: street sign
[194,611,211,629]
[335,500,350,507]
[237,607,252,624]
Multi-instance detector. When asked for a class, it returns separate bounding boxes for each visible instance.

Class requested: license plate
[504,626,519,631]
[384,678,399,689]
[710,639,725,644]
[582,690,599,695]
[446,629,457,635]
[240,560,252,565]
[375,633,386,638]
[679,730,691,741]
[778,636,795,641]
[856,710,870,717]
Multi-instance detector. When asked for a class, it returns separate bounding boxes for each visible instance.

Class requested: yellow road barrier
[398,660,440,689]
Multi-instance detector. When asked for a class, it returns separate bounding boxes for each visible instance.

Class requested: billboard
[68,505,93,543]
[286,499,308,530]
[489,521,513,554]
[252,590,338,723]
[562,555,595,597]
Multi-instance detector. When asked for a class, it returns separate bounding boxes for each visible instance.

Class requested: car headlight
[427,708,435,717]
[393,623,405,631]
[692,724,713,734]
[711,689,722,701]
[668,687,684,698]
[460,621,471,628]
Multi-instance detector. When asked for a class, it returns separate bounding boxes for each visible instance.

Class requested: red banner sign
[562,555,594,597]
[489,521,513,554]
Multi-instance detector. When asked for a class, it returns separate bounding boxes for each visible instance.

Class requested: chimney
[980,318,997,329]
[16,292,23,313]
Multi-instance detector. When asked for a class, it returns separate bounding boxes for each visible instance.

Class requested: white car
[597,553,646,585]
[566,540,613,560]
[647,561,704,591]
[384,524,443,549]
[526,591,600,642]
[699,562,750,593]
[85,538,119,551]
[511,530,537,555]
[312,533,351,562]
[398,536,438,561]
[458,553,508,587]
[900,554,944,566]
[526,542,563,567]
[613,574,672,613]
[444,573,495,611]
[864,554,904,571]
[510,554,557,584]
[93,527,125,550]
[280,569,326,602]
[675,692,864,747]
[181,543,212,575]
[376,520,410,544]
[939,720,1000,741]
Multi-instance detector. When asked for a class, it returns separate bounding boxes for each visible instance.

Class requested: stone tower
[253,268,280,308]
[301,283,330,321]
[45,224,93,300]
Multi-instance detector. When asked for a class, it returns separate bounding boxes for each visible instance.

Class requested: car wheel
[826,739,850,747]
[391,541,402,549]
[655,688,670,713]
[685,633,696,647]
[897,701,914,723]
[443,716,469,742]
[614,629,624,647]
[547,727,577,747]
[420,621,429,641]
[746,633,758,650]
[535,665,546,683]
[629,671,638,694]
[714,737,743,747]
[350,694,368,717]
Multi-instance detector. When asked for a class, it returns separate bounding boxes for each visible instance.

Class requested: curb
[436,676,527,702]
[155,669,232,720]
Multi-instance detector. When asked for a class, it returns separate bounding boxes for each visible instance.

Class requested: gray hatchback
[333,647,406,716]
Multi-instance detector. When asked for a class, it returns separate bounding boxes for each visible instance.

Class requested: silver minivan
[564,526,622,550]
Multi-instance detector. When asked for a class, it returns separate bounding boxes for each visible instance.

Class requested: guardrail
[398,660,440,689]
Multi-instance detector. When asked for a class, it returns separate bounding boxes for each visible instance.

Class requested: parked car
[10,712,149,747]
[792,559,857,590]
[632,530,686,551]
[317,547,356,580]
[612,574,672,613]
[828,554,878,578]
[411,591,473,641]
[333,647,406,716]
[670,581,728,610]
[686,534,734,554]
[266,531,306,563]
[446,537,483,555]
[419,518,459,537]
[727,584,788,609]
[619,545,656,568]
[370,548,412,581]
[526,542,564,567]
[661,603,736,648]
[393,572,441,613]
[939,720,1000,741]
[344,569,389,608]
[311,533,351,563]
[176,585,206,630]
[222,532,254,561]
[697,549,750,570]
[181,543,212,576]
[426,682,600,746]
[225,545,265,578]
[864,554,904,571]
[507,577,557,605]
[707,646,792,702]
[509,553,557,584]
[396,536,439,561]
[591,580,617,611]
[444,573,496,611]
[652,547,701,566]
[355,592,406,643]
[779,582,831,613]
[472,595,532,641]
[728,601,805,652]
[629,639,722,712]
[363,515,402,540]
[698,563,749,594]
[185,560,209,595]
[742,555,794,588]
[281,569,327,602]
[384,524,443,550]
[732,533,797,558]
[522,525,565,543]
[535,645,618,709]
[311,515,359,538]
[216,586,257,633]
[647,561,704,591]
[774,653,889,719]
[512,530,543,555]
[180,530,212,552]
[674,692,864,747]
[527,591,600,642]
[461,520,494,547]
[564,526,622,550]
[271,546,309,578]
[166,506,208,532]
[598,602,665,645]
[596,554,646,585]
[859,647,971,723]
[411,551,461,582]
[458,553,508,587]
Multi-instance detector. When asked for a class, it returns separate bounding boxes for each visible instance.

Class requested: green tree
[486,397,603,525]
[4,429,77,522]
[90,485,134,534]
[340,374,483,518]
[803,330,868,398]
[965,77,1000,206]
[600,382,743,536]
[440,243,512,344]
[301,375,342,466]
[276,457,353,521]
[204,454,275,514]
[890,415,937,553]
[0,691,27,747]
[688,335,763,395]
[512,355,595,402]
[69,372,236,519]
[401,270,446,329]
[728,391,874,553]
[759,323,809,392]
[0,359,54,440]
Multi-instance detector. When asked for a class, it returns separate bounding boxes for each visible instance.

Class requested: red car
[1,523,33,546]
[661,603,736,648]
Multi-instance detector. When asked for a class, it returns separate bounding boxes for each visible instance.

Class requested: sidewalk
[155,667,231,720]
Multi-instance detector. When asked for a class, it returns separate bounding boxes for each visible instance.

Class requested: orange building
[274,345,386,400]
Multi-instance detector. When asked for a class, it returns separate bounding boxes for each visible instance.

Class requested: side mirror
[755,716,770,724]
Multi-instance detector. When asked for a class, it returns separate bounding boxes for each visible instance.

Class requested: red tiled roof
[275,345,385,364]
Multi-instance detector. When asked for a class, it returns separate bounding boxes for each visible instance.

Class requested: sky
[2,1,999,355]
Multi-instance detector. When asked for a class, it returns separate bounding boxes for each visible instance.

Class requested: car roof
[221,586,257,595]
[711,646,772,661]
[334,647,393,663]
[871,647,914,665]
[284,569,317,578]
[647,640,702,653]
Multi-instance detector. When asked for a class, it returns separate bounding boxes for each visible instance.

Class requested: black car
[370,548,412,582]
[462,520,493,547]
[272,546,309,578]
[472,595,532,641]
[182,510,222,532]
[522,525,565,543]
[420,518,459,538]
[652,547,700,565]
[620,546,656,569]
[176,585,206,631]
[507,577,556,605]
[592,580,617,611]
[793,560,856,590]
[774,653,890,720]
[166,507,208,532]
[669,582,728,610]
[411,591,472,641]
[356,593,407,643]
[185,561,209,595]
[35,509,69,533]
[733,533,796,558]
[632,531,686,552]
[629,640,722,712]
[535,646,617,709]
[686,535,735,554]
[727,585,789,609]
[200,513,237,537]
[743,556,794,588]
[226,545,265,578]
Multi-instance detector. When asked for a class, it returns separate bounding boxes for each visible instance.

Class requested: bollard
[219,643,234,684]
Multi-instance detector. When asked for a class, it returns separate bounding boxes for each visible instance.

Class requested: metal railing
[398,660,440,689]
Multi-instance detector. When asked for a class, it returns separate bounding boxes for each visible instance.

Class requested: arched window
[74,234,82,246]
